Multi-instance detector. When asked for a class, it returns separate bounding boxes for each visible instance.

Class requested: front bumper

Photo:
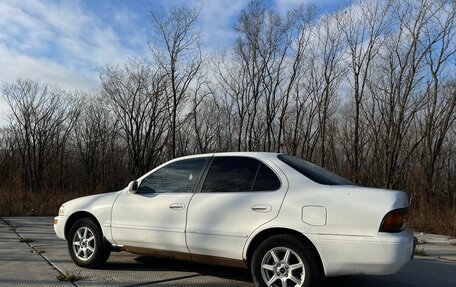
[53,216,67,240]
[317,229,415,277]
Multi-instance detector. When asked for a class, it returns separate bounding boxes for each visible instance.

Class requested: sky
[0,0,342,123]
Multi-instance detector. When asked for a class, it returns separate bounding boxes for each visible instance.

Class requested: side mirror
[127,180,138,194]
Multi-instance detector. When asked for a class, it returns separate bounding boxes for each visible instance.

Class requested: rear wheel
[251,234,321,287]
[68,218,111,268]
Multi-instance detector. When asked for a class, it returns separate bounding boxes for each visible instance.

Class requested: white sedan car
[54,152,415,287]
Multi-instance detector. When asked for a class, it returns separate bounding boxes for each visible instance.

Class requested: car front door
[185,156,288,260]
[111,157,209,253]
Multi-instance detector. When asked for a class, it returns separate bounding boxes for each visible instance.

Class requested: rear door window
[201,156,280,192]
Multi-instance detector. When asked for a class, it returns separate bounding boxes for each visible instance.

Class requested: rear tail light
[379,208,409,233]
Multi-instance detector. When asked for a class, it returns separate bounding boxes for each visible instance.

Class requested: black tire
[251,234,321,287]
[67,218,111,268]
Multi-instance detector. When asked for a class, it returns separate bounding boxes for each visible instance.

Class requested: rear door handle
[251,204,272,213]
[169,203,185,210]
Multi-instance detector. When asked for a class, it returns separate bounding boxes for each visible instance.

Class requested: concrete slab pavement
[415,232,456,261]
[0,217,72,286]
[1,217,455,286]
[1,217,253,286]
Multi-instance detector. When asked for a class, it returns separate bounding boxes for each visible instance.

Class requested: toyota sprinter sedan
[54,152,415,287]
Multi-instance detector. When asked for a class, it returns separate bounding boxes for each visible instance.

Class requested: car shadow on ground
[88,254,456,287]
[100,255,254,283]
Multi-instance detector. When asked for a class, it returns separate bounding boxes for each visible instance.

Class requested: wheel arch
[64,211,102,240]
[245,227,325,275]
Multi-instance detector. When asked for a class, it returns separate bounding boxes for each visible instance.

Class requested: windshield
[278,155,355,186]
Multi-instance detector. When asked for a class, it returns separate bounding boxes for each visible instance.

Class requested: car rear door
[111,157,209,253]
[185,155,288,260]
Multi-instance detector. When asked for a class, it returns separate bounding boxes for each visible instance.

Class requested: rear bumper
[316,229,415,277]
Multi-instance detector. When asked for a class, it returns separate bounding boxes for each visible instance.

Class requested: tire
[67,218,111,268]
[251,234,321,287]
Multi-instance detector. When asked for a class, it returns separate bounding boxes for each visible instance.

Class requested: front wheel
[251,234,321,287]
[67,218,111,268]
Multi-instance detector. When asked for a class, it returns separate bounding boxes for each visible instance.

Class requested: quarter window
[252,163,281,191]
[139,158,207,193]
[201,157,280,192]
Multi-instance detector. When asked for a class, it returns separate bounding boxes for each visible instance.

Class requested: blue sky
[0,0,342,121]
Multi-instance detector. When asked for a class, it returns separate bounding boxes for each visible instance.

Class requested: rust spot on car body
[121,245,247,268]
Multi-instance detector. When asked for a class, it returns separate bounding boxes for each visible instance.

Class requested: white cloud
[274,0,347,15]
[0,44,98,90]
[0,0,146,74]
[146,0,250,51]
[0,0,150,124]
[0,43,100,126]
[113,8,137,26]
[198,0,250,50]
[0,0,350,127]
[274,0,309,15]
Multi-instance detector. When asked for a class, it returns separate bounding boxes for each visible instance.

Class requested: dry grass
[0,187,97,217]
[57,271,81,282]
[409,202,456,237]
[1,186,455,237]
[414,247,427,256]
[19,236,34,243]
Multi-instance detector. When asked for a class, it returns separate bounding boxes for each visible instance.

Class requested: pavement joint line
[438,256,456,262]
[118,274,203,287]
[1,217,79,287]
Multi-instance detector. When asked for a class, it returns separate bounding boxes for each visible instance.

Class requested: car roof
[175,152,282,161]
[137,152,285,182]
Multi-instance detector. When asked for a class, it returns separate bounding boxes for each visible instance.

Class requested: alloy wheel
[260,247,305,287]
[72,226,96,261]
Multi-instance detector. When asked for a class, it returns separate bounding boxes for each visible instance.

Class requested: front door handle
[169,203,185,210]
[251,204,272,213]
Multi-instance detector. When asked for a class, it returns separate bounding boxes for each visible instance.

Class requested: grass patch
[19,236,34,243]
[414,247,427,256]
[7,223,17,232]
[31,249,45,254]
[57,271,81,282]
[448,238,456,247]
[417,238,428,245]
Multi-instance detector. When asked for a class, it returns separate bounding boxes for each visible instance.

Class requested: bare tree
[149,5,202,159]
[186,72,218,153]
[100,60,168,178]
[444,123,456,207]
[2,79,80,193]
[337,0,393,181]
[276,6,316,153]
[221,1,317,152]
[419,1,456,199]
[310,13,345,167]
[0,127,16,187]
[73,93,122,192]
[213,51,250,151]
[364,0,449,189]
[1,0,456,234]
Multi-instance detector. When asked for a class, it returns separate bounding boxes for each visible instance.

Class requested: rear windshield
[278,155,355,186]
